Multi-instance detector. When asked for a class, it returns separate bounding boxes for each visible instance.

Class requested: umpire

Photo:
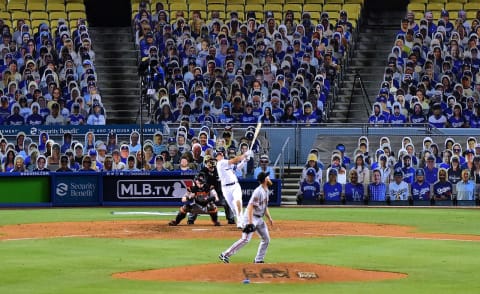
[188,155,236,225]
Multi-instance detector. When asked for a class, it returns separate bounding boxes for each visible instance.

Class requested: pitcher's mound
[113,262,407,284]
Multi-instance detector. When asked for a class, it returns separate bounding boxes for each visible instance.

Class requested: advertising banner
[0,173,50,206]
[102,173,282,206]
[51,172,101,206]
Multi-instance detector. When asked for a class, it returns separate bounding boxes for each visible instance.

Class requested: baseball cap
[393,169,403,177]
[307,153,318,162]
[257,171,270,183]
[328,169,338,176]
[465,149,475,155]
[415,169,425,177]
[427,154,435,161]
[336,144,346,153]
[306,167,316,176]
[89,149,97,156]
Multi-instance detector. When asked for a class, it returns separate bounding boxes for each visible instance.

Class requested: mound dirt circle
[1,220,480,242]
[113,262,407,284]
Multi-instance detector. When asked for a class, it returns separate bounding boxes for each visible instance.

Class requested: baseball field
[1,207,479,293]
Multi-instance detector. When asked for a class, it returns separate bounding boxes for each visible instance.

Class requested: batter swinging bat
[249,121,262,152]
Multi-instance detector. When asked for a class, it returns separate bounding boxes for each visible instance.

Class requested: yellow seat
[327,11,340,20]
[31,19,49,31]
[343,0,363,6]
[426,3,444,12]
[208,3,226,14]
[0,11,11,22]
[246,0,264,4]
[169,2,188,11]
[228,0,245,4]
[66,0,85,3]
[286,0,304,3]
[68,11,87,21]
[407,3,425,13]
[47,3,66,12]
[304,3,322,14]
[208,0,226,4]
[464,2,479,12]
[66,3,85,12]
[284,4,303,14]
[326,0,344,4]
[428,0,446,3]
[323,3,342,13]
[49,0,65,3]
[11,11,30,21]
[189,2,207,12]
[305,0,324,4]
[50,11,68,22]
[445,2,463,12]
[265,0,284,4]
[226,4,245,19]
[307,11,321,22]
[245,4,264,15]
[31,11,49,20]
[266,3,283,16]
[466,11,477,20]
[27,2,46,12]
[343,3,361,20]
[7,1,25,11]
[431,11,441,20]
[3,19,13,29]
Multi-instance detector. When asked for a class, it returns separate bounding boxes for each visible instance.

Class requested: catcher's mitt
[242,223,256,234]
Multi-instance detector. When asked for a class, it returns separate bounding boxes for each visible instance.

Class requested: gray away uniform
[221,184,270,263]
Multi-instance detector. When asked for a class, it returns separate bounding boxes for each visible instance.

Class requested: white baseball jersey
[216,158,237,185]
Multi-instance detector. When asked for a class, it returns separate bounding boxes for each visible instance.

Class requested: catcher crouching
[169,172,221,226]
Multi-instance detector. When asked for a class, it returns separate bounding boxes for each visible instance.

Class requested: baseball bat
[249,121,262,152]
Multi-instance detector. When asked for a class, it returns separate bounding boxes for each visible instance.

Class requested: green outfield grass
[0,207,479,294]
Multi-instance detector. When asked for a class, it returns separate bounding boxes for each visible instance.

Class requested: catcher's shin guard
[210,212,220,226]
[175,212,187,224]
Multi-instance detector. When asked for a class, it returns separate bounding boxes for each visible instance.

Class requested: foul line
[316,233,479,242]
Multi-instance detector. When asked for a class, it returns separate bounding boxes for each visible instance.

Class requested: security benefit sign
[103,174,194,205]
[51,173,101,206]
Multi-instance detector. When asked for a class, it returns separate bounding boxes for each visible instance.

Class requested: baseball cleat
[218,253,229,263]
[253,260,265,263]
[168,220,177,226]
[227,219,236,225]
[187,220,195,225]
[213,221,221,226]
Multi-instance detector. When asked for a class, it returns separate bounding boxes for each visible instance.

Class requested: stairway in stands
[281,3,407,205]
[330,9,405,123]
[89,27,142,124]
